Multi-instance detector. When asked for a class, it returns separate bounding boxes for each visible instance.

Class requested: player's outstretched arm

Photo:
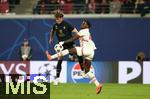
[72,28,79,34]
[49,29,55,44]
[64,34,80,44]
[62,28,80,44]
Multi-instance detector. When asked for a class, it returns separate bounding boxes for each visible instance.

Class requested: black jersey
[52,20,75,49]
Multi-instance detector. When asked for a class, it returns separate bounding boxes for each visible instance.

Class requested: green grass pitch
[50,83,150,99]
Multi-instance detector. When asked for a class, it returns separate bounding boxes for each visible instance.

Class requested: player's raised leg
[45,49,69,60]
[45,46,79,60]
[83,59,103,94]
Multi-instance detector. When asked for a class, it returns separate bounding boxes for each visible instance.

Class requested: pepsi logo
[71,63,95,83]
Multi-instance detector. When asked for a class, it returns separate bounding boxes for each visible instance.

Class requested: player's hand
[59,41,64,45]
[49,39,53,44]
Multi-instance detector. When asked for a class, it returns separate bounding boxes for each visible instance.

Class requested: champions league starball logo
[38,63,56,82]
[71,63,95,83]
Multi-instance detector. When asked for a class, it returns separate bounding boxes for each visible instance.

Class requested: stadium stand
[32,0,150,16]
[8,0,21,11]
[0,0,9,13]
[1,0,149,16]
[0,0,21,14]
[14,0,38,14]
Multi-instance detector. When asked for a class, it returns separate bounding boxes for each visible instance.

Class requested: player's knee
[84,66,90,73]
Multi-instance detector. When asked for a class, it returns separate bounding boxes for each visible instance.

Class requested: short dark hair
[83,19,91,28]
[54,10,64,18]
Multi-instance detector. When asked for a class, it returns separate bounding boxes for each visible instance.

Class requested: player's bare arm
[64,34,80,44]
[72,27,79,35]
[49,29,55,44]
[62,28,82,44]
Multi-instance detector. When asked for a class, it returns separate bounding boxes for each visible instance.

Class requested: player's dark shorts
[63,43,75,50]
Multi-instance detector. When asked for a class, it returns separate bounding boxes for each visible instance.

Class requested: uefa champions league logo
[38,63,57,82]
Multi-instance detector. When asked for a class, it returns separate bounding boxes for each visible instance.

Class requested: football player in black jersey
[47,10,83,85]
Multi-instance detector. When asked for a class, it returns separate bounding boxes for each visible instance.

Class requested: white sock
[55,78,59,82]
[86,71,100,87]
[81,71,86,78]
[51,49,69,59]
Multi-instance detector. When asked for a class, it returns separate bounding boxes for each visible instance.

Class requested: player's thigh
[75,46,94,60]
[75,47,82,56]
[82,46,93,56]
[84,49,95,60]
[68,47,77,55]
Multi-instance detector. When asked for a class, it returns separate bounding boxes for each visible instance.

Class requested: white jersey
[78,28,96,50]
[75,28,96,60]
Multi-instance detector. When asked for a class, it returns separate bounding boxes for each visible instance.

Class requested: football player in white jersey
[46,19,103,94]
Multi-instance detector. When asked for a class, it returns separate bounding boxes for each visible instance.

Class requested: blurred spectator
[62,0,73,14]
[73,0,85,13]
[99,0,109,13]
[109,0,122,14]
[41,0,46,14]
[136,52,149,64]
[58,0,65,8]
[134,0,145,13]
[33,0,60,14]
[20,39,32,61]
[141,0,150,17]
[33,0,149,14]
[88,0,96,13]
[49,0,60,13]
[120,0,135,13]
[137,0,150,17]
[134,0,150,17]
[0,0,9,14]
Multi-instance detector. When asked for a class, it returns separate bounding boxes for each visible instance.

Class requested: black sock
[56,59,63,78]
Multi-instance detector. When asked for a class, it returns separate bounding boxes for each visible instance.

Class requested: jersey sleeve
[67,22,75,32]
[78,30,85,37]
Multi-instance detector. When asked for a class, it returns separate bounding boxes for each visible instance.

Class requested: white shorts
[75,46,94,60]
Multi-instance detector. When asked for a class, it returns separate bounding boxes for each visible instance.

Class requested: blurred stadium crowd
[0,0,149,16]
[0,0,20,13]
[33,0,150,15]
